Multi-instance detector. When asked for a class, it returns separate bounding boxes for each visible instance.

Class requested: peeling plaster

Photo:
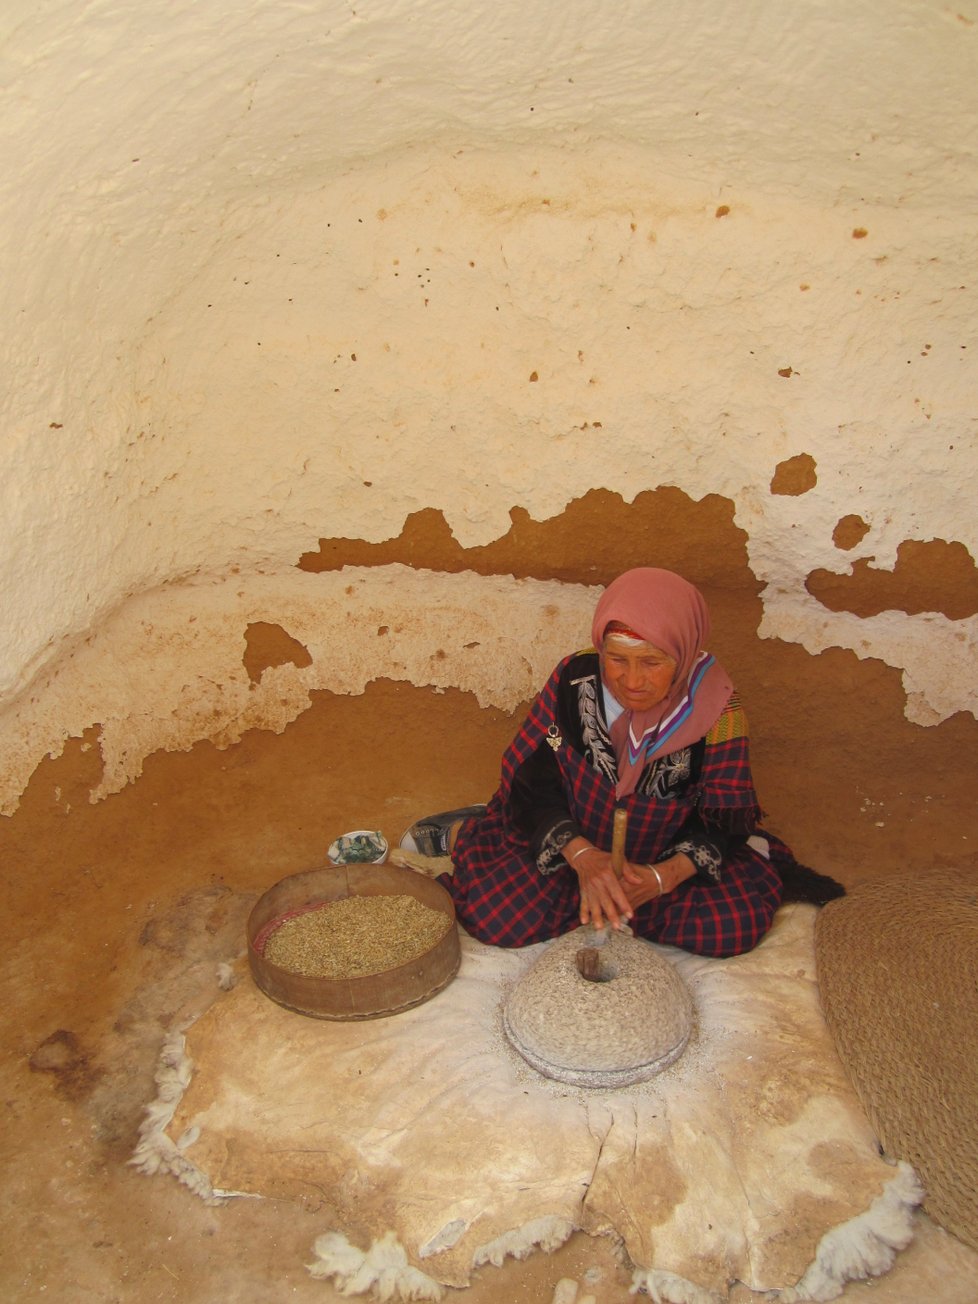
[0,568,601,814]
[757,594,978,727]
[2,0,978,773]
[2,562,976,819]
[111,156,978,708]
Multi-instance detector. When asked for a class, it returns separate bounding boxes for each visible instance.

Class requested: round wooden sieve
[247,863,460,1020]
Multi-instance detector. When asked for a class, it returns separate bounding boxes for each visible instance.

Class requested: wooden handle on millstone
[611,808,627,879]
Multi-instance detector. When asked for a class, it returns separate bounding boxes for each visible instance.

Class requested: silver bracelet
[569,844,593,863]
[646,863,665,896]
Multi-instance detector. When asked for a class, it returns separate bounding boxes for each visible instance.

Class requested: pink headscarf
[590,568,734,797]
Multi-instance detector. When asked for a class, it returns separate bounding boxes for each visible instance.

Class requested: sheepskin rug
[132,904,922,1302]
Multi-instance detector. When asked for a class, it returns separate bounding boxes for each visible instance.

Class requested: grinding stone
[502,925,694,1088]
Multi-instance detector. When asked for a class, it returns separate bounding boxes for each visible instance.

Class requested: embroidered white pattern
[537,825,573,875]
[639,747,692,798]
[672,837,723,881]
[576,675,617,784]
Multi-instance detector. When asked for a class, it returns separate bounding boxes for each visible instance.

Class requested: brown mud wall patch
[770,454,817,496]
[832,514,871,551]
[807,539,978,620]
[297,487,762,595]
[243,622,313,685]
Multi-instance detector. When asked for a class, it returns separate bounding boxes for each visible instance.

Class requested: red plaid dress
[446,652,784,955]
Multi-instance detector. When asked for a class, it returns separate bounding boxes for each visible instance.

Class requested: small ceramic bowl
[327,829,389,865]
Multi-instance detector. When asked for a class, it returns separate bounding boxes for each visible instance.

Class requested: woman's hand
[564,843,698,930]
[564,839,635,932]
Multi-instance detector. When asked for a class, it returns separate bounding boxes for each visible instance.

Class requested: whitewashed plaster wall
[1,0,976,809]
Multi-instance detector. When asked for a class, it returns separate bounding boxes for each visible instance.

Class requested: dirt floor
[3,643,978,1303]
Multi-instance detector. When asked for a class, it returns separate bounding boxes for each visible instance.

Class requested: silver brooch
[546,724,563,751]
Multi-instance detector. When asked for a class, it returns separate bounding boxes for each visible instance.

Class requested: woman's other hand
[621,853,696,910]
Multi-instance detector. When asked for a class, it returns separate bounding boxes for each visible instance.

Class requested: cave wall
[1,0,976,810]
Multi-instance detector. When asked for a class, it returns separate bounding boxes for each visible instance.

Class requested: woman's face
[601,637,677,712]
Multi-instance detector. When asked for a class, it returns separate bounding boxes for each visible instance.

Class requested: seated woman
[402,567,841,957]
